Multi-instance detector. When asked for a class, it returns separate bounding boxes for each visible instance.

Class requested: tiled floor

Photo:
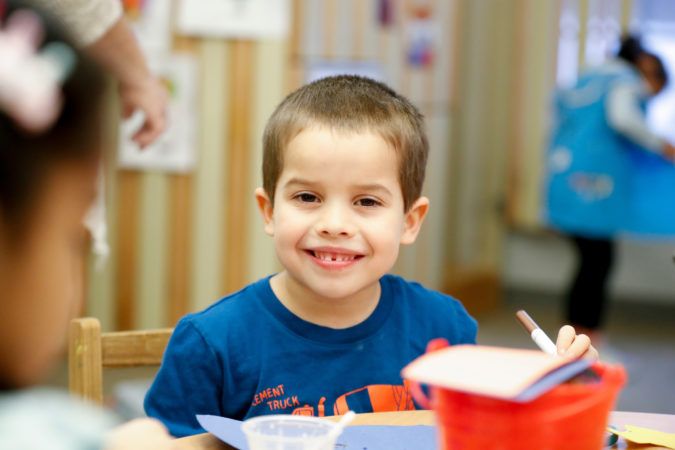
[476,290,675,414]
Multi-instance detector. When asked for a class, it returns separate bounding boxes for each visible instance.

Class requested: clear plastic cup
[241,415,340,450]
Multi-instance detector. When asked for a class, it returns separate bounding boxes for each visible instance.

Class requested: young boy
[145,75,595,437]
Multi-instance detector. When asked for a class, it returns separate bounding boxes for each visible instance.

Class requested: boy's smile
[256,125,428,327]
[306,246,365,269]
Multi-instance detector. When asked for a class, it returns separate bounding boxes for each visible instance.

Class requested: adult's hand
[30,0,168,147]
[86,16,169,148]
[119,74,168,148]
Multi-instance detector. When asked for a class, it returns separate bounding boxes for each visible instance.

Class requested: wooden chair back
[68,317,173,404]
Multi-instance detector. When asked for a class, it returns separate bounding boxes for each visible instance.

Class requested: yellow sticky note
[609,425,675,449]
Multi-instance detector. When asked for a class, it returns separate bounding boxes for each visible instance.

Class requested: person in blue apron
[625,53,675,236]
[544,36,673,336]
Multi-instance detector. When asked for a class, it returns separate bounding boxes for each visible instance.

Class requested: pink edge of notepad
[401,345,583,400]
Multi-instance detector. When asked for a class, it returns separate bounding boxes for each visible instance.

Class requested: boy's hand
[555,325,599,359]
[105,418,177,450]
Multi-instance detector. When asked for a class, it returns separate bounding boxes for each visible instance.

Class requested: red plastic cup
[409,361,626,450]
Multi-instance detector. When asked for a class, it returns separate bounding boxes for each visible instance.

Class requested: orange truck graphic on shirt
[292,397,326,417]
[262,381,415,417]
[332,381,415,415]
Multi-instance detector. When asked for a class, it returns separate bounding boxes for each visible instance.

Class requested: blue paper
[196,415,248,449]
[196,414,437,450]
[339,425,436,449]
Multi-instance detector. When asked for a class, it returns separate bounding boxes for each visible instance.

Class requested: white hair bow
[0,8,75,132]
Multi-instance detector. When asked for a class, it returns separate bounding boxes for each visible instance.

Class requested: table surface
[175,410,675,450]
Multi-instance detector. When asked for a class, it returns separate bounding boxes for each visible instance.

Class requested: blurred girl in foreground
[0,1,174,448]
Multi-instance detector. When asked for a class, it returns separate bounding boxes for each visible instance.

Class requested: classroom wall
[85,0,496,331]
[84,0,673,332]
[81,1,511,331]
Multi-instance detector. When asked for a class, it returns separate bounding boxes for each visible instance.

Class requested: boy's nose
[315,204,356,237]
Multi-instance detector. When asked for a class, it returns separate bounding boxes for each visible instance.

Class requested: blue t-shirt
[144,274,477,437]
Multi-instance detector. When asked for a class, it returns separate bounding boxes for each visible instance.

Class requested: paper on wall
[176,0,290,39]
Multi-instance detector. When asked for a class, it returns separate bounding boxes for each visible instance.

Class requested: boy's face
[256,125,428,302]
[0,162,96,387]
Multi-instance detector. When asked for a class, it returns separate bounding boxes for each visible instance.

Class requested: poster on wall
[175,0,290,39]
[404,3,437,69]
[118,55,198,173]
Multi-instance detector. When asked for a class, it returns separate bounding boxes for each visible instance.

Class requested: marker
[516,310,605,441]
[516,310,558,356]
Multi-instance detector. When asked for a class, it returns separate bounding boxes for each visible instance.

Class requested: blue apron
[625,147,675,238]
[545,65,640,238]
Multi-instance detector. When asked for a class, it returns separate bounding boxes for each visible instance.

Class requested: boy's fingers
[563,333,591,359]
[583,344,600,360]
[556,325,576,355]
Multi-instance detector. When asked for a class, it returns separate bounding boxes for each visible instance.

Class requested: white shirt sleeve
[33,0,123,46]
[606,82,665,153]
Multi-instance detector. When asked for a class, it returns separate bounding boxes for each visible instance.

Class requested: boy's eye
[295,192,320,203]
[355,197,381,207]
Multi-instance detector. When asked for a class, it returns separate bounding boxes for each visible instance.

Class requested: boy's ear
[255,187,275,236]
[400,196,429,245]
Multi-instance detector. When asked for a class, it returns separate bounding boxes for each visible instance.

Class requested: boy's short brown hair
[262,75,428,211]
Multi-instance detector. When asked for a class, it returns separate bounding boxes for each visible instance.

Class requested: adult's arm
[33,0,168,147]
[606,82,674,159]
[85,16,168,147]
[32,0,122,46]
